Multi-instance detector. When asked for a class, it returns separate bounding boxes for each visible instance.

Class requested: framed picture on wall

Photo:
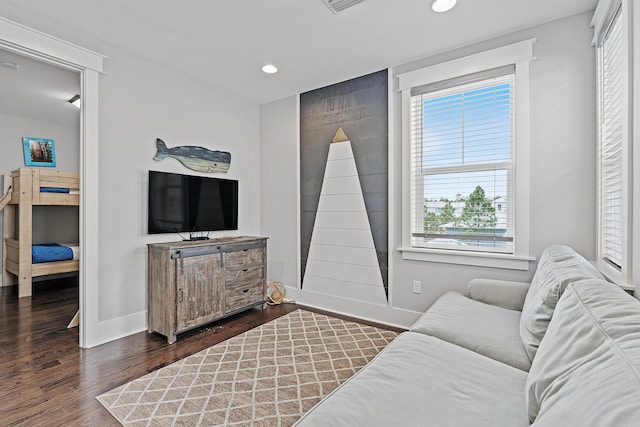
[23,137,56,167]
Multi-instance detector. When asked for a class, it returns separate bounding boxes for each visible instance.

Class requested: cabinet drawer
[226,267,263,292]
[224,247,264,270]
[225,281,263,312]
[225,264,263,282]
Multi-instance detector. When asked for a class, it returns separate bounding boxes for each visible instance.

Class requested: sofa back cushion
[519,245,603,361]
[526,279,640,426]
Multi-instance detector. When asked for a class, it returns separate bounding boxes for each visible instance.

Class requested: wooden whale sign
[153,138,231,173]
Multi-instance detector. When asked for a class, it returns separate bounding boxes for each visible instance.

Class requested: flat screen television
[148,170,238,236]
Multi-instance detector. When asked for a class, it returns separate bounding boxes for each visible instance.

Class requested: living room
[0,0,638,425]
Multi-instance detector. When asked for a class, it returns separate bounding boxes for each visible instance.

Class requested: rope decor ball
[266,281,293,305]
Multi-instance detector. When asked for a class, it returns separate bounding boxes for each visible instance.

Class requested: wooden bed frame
[2,168,79,297]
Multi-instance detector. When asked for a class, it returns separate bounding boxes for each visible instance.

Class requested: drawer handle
[242,268,249,272]
[242,289,249,293]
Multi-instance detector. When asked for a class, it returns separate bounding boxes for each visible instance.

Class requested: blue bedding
[32,244,74,264]
[40,187,70,193]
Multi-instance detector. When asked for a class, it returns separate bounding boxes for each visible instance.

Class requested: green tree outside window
[460,185,497,231]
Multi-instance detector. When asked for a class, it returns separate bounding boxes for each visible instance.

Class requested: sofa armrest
[466,278,530,311]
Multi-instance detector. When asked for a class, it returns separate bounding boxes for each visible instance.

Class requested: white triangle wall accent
[303,139,387,306]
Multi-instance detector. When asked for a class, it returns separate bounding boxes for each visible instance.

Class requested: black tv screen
[148,170,238,234]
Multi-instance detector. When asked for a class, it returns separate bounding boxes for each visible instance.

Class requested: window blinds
[599,7,623,268]
[410,68,515,253]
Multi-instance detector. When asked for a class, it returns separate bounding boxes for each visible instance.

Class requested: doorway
[0,47,81,333]
[0,16,104,348]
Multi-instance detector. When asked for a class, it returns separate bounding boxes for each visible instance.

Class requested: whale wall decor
[153,138,231,173]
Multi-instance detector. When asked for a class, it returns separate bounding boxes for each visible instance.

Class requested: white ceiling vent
[321,0,365,14]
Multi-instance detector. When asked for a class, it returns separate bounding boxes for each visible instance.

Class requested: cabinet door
[176,253,224,332]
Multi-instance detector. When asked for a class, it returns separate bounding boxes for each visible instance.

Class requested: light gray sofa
[296,245,640,426]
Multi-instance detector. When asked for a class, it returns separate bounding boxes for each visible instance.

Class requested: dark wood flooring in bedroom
[0,278,402,426]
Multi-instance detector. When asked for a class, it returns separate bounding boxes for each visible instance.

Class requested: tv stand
[147,236,268,343]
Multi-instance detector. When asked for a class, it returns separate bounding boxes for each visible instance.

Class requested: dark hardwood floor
[0,278,403,426]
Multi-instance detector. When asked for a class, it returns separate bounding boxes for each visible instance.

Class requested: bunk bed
[1,168,79,298]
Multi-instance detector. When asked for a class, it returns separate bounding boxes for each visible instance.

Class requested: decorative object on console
[153,138,231,173]
[23,137,56,167]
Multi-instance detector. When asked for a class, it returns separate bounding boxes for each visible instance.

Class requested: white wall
[96,47,261,325]
[260,96,298,290]
[260,11,597,325]
[0,112,80,283]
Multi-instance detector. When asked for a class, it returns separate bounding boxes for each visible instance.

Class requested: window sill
[398,247,535,270]
[594,260,635,292]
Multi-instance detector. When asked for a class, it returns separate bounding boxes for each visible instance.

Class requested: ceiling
[0,49,80,126]
[0,0,597,106]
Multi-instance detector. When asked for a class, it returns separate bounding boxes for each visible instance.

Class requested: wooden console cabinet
[147,236,267,343]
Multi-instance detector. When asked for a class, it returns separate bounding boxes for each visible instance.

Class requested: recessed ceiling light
[261,64,278,74]
[432,0,456,13]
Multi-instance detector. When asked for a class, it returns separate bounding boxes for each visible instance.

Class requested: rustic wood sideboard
[147,236,267,343]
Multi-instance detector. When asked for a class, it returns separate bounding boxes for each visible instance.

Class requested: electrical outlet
[412,280,421,294]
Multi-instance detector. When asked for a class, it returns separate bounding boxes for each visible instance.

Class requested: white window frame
[397,39,535,270]
[592,0,636,290]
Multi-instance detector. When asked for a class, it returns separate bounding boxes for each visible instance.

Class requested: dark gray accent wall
[300,69,388,297]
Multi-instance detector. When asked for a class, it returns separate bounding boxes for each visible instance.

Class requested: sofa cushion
[411,291,531,371]
[467,278,531,311]
[526,279,640,426]
[296,332,529,427]
[519,245,604,362]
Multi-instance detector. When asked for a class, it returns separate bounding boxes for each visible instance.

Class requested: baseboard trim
[85,288,425,347]
[86,310,147,348]
[284,286,422,329]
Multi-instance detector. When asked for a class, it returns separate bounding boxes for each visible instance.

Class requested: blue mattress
[40,187,70,193]
[32,244,74,264]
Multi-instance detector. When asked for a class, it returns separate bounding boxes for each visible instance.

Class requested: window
[410,68,514,254]
[598,6,623,269]
[398,40,535,270]
[593,0,635,288]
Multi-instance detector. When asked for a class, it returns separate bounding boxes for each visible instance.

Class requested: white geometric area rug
[96,309,398,426]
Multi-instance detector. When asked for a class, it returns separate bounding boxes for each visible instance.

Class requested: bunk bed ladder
[0,184,11,212]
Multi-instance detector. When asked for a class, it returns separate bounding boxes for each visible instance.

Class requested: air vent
[321,0,365,14]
